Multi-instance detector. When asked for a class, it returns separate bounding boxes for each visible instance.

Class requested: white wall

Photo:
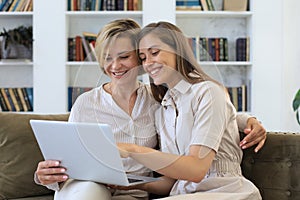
[282,0,300,132]
[252,0,300,132]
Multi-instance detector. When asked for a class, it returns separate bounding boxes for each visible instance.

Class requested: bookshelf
[0,9,33,111]
[1,0,299,131]
[176,9,252,111]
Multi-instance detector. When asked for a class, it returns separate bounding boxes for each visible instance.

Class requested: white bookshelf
[1,0,299,131]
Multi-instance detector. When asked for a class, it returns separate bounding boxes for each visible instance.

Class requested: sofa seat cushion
[0,112,69,200]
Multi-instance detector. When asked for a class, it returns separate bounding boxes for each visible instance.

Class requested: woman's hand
[240,117,267,152]
[35,160,68,185]
[117,143,135,158]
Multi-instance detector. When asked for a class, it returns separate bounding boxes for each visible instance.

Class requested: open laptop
[30,120,161,186]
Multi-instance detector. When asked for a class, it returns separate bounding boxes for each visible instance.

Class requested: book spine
[21,88,33,111]
[4,88,16,111]
[12,88,24,111]
[0,89,9,111]
[8,88,20,111]
[0,88,12,111]
[17,87,28,112]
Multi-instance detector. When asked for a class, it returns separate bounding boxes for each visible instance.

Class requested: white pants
[54,179,148,200]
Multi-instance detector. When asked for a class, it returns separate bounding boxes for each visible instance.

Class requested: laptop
[30,119,161,186]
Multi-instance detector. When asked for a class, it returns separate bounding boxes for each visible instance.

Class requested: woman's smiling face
[139,33,181,88]
[103,36,139,84]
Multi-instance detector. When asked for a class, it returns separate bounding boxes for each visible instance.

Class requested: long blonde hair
[137,21,221,103]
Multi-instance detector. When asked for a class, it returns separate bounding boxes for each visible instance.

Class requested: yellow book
[0,88,12,111]
[17,87,28,112]
[8,88,20,111]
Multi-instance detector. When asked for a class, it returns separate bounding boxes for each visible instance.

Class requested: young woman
[34,19,264,199]
[116,21,262,199]
[35,19,159,200]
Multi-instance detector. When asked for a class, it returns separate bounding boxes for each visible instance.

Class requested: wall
[252,0,300,132]
[282,0,300,132]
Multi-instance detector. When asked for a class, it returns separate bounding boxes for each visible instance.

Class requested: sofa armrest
[241,132,300,200]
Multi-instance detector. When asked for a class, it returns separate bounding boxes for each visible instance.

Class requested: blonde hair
[95,18,141,69]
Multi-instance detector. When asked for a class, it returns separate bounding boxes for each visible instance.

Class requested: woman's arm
[118,143,215,183]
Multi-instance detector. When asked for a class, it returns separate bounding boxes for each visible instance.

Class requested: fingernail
[63,175,68,179]
[61,168,66,172]
[242,146,246,149]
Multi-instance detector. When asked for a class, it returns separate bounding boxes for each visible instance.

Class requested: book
[17,87,28,112]
[12,87,24,111]
[82,36,94,61]
[236,37,247,61]
[8,0,19,12]
[206,0,215,11]
[8,88,21,111]
[3,88,16,111]
[21,87,33,111]
[75,36,83,61]
[0,88,12,111]
[0,89,9,111]
[200,0,208,11]
[176,0,201,10]
[25,87,33,111]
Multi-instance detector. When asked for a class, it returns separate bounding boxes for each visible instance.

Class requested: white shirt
[155,80,261,199]
[38,82,159,191]
[69,83,159,175]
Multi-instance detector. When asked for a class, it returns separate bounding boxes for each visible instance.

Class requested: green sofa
[0,112,299,200]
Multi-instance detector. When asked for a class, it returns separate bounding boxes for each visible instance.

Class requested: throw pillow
[0,112,69,199]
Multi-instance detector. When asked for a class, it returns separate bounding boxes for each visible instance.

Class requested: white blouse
[69,83,159,175]
[155,80,261,199]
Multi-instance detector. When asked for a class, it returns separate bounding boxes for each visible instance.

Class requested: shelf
[0,60,33,66]
[66,61,98,66]
[176,11,252,18]
[200,61,252,66]
[66,10,142,17]
[0,11,33,16]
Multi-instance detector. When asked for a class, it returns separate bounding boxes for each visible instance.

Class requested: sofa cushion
[0,112,69,200]
[242,132,300,200]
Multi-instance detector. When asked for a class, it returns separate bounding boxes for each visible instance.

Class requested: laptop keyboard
[128,178,143,183]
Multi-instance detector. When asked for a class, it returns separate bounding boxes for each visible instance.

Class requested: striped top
[69,82,159,175]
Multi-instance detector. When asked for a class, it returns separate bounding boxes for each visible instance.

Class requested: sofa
[0,112,299,200]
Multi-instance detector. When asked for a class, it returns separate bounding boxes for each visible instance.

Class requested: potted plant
[0,25,33,60]
[293,89,300,125]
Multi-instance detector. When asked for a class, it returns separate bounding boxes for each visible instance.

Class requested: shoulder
[72,86,103,106]
[191,81,226,98]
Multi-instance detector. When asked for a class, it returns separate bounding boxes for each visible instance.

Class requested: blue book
[25,87,33,111]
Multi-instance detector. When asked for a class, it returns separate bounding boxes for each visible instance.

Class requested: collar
[161,79,192,107]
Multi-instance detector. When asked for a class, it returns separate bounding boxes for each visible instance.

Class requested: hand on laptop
[35,160,68,185]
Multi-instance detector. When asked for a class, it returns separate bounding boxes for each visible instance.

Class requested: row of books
[67,85,247,112]
[68,87,93,111]
[0,87,33,112]
[227,85,247,112]
[176,0,215,11]
[68,0,142,11]
[188,37,229,62]
[0,0,33,12]
[68,33,97,62]
[188,37,250,62]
